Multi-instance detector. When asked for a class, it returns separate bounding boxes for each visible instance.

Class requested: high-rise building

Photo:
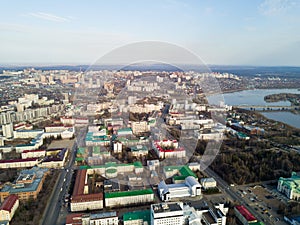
[40,75,47,83]
[2,123,14,139]
[0,136,4,146]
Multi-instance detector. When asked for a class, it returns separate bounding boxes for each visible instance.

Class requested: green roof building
[123,210,150,225]
[250,222,265,225]
[85,132,110,146]
[278,172,300,200]
[105,189,154,207]
[164,165,197,181]
[79,161,144,176]
[130,145,148,156]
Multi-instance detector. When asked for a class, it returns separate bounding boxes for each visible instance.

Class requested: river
[209,88,300,129]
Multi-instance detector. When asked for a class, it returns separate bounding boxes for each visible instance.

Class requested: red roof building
[0,195,19,221]
[65,213,83,225]
[153,140,186,158]
[234,205,257,225]
[70,169,103,212]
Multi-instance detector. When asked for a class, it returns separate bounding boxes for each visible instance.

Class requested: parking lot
[236,184,288,224]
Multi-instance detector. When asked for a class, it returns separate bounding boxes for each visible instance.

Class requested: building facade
[278,172,300,200]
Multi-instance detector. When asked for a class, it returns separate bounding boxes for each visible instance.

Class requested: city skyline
[1,0,300,66]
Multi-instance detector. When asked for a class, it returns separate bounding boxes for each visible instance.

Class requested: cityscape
[1,1,300,225]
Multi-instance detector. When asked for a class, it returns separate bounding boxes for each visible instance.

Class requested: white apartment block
[2,123,14,139]
[13,130,44,139]
[153,140,186,159]
[0,158,39,169]
[83,212,118,225]
[70,197,103,212]
[151,202,184,225]
[21,149,46,159]
[105,189,154,208]
[131,121,149,134]
[113,142,122,153]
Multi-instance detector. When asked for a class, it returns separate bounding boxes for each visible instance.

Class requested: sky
[1,0,300,66]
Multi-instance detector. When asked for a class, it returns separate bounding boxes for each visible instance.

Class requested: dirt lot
[47,139,75,149]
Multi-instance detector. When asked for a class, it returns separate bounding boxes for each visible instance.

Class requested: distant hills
[1,64,300,78]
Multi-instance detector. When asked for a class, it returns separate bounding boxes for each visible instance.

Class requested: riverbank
[211,88,300,129]
[235,107,300,146]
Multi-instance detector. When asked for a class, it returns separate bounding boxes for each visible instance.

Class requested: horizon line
[1,63,300,68]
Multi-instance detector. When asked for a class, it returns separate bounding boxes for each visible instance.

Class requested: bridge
[235,105,299,111]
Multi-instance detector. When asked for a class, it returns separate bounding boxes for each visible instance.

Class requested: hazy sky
[1,0,300,66]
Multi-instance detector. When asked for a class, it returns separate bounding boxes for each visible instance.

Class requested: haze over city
[1,1,300,225]
[1,0,300,66]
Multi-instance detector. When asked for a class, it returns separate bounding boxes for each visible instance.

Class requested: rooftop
[16,172,35,183]
[235,205,256,222]
[90,211,117,220]
[203,211,215,224]
[93,146,101,154]
[1,168,48,194]
[152,202,183,213]
[79,161,142,170]
[22,149,45,153]
[105,189,153,198]
[15,144,36,147]
[123,210,150,222]
[130,145,148,152]
[14,129,43,133]
[77,147,87,155]
[1,178,41,194]
[71,193,103,202]
[0,195,18,212]
[43,148,67,162]
[72,169,87,196]
[0,221,9,225]
[201,177,216,183]
[0,158,38,164]
[117,128,132,132]
[179,165,197,178]
[65,213,83,225]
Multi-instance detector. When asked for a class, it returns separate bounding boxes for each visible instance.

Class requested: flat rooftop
[123,210,150,222]
[152,202,183,213]
[90,211,117,220]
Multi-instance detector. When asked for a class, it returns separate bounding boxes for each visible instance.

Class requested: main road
[40,127,86,225]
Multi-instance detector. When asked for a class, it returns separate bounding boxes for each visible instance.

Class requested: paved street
[40,127,86,225]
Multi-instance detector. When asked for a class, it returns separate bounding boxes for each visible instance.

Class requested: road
[40,127,86,225]
[204,165,273,225]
